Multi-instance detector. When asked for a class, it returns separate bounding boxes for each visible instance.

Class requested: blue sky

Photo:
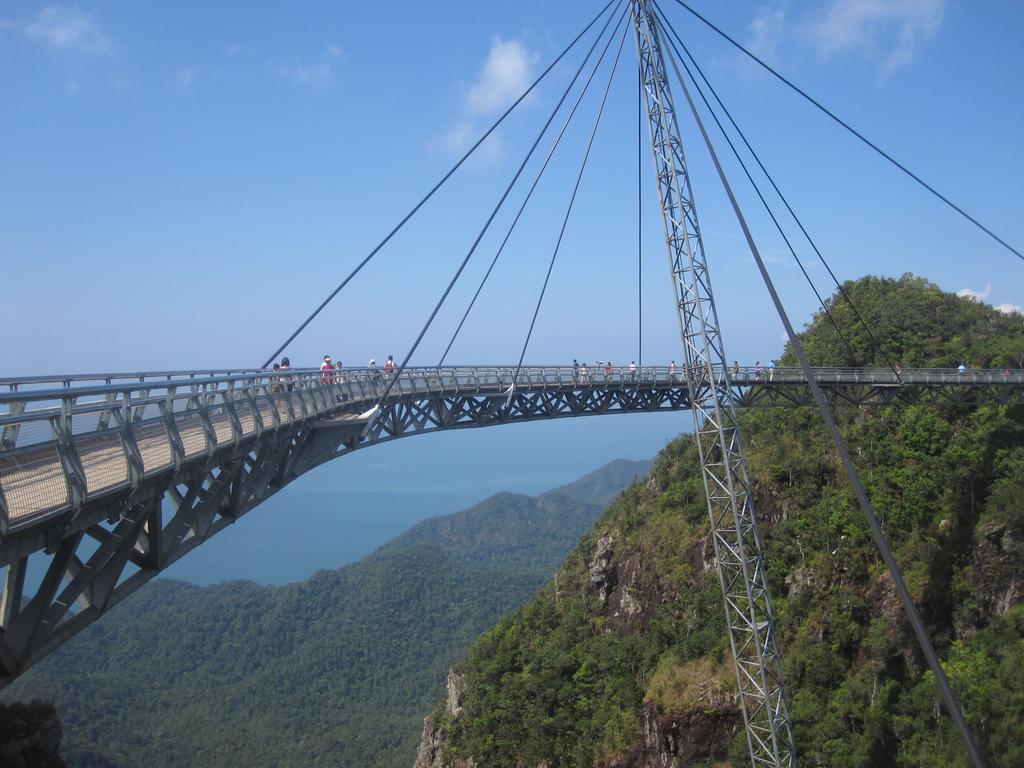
[2,0,1022,376]
[3,1,1023,580]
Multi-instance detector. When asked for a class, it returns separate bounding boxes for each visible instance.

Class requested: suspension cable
[637,58,643,368]
[511,24,630,391]
[376,2,628,405]
[437,4,626,367]
[666,0,1023,264]
[653,5,863,369]
[654,3,901,376]
[259,0,620,369]
[658,18,989,768]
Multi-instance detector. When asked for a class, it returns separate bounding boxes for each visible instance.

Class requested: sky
[3,1,1024,580]
[2,0,1022,377]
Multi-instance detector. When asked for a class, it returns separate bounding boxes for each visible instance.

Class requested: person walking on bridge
[321,355,336,385]
[280,357,294,391]
[629,361,637,382]
[669,360,677,381]
[384,355,395,379]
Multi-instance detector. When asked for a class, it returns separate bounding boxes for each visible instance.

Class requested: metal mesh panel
[234,401,258,436]
[257,401,277,430]
[70,410,103,434]
[9,419,54,449]
[177,413,207,458]
[210,407,234,445]
[132,402,159,422]
[0,447,70,527]
[134,422,174,475]
[78,432,129,495]
[274,397,293,424]
[300,391,317,415]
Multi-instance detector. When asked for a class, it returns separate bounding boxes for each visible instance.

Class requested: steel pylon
[629,2,796,765]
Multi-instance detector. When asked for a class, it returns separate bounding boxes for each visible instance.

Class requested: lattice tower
[629,2,796,765]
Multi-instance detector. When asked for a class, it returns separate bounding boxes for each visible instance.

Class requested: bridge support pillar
[631,2,795,765]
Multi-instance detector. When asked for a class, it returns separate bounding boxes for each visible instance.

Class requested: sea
[160,411,685,585]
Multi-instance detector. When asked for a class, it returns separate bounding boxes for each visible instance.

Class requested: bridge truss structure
[0,365,1019,688]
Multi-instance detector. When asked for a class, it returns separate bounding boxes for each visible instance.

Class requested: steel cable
[654,2,902,377]
[637,59,643,367]
[376,1,628,405]
[437,3,627,367]
[657,16,989,768]
[510,23,631,392]
[652,4,865,370]
[260,0,620,368]
[667,0,1023,264]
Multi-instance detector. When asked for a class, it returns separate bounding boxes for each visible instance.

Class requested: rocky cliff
[0,701,66,768]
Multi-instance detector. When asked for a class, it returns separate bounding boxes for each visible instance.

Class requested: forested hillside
[2,460,649,767]
[420,275,1024,768]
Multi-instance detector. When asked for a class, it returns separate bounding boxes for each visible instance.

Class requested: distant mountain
[385,458,652,573]
[546,457,652,507]
[2,457,651,768]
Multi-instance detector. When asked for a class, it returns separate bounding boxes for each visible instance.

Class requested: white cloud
[748,4,787,64]
[175,67,197,87]
[466,37,538,115]
[995,303,1022,315]
[807,0,946,77]
[25,6,111,53]
[442,120,504,165]
[267,44,342,91]
[957,284,992,302]
[435,36,539,166]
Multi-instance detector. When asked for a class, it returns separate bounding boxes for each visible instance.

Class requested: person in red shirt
[321,355,336,385]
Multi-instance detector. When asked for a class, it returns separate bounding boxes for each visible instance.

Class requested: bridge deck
[1,365,1021,537]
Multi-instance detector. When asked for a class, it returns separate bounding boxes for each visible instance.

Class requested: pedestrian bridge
[0,363,1020,685]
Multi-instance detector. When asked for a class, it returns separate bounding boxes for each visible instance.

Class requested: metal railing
[0,365,1020,535]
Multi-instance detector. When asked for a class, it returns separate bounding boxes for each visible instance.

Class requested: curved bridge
[0,364,1021,684]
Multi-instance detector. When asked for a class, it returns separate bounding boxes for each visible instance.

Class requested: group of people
[728,360,776,382]
[266,353,399,392]
[570,359,643,384]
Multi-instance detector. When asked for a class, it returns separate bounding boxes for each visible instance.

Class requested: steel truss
[630,2,795,765]
[0,375,692,686]
[0,426,307,685]
[0,364,1019,687]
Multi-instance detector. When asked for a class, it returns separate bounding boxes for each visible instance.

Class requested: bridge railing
[0,365,670,534]
[1,365,1021,535]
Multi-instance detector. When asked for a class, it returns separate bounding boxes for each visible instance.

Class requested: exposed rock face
[414,671,474,768]
[964,520,1024,627]
[0,701,66,768]
[589,532,616,604]
[446,669,467,718]
[604,702,739,768]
